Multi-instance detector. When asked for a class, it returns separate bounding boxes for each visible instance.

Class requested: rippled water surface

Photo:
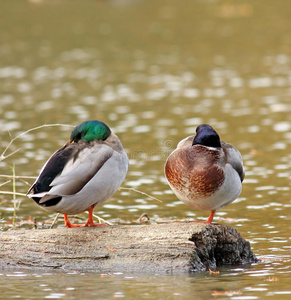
[0,0,290,299]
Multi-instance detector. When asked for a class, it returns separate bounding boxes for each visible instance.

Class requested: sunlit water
[0,0,290,299]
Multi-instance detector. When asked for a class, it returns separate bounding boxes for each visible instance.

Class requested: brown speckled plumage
[164,124,244,224]
[165,146,225,199]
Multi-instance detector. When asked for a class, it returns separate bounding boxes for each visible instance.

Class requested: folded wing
[222,141,245,182]
[28,141,113,205]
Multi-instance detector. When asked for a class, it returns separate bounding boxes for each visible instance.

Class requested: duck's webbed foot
[64,214,84,228]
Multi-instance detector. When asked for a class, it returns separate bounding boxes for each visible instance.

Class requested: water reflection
[0,265,290,299]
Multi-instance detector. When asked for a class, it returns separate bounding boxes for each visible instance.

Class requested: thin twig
[118,187,162,202]
[137,212,150,223]
[0,191,27,197]
[1,123,73,162]
[50,213,60,229]
[91,213,113,225]
[0,175,36,179]
[0,149,20,161]
[0,180,11,187]
[12,164,16,225]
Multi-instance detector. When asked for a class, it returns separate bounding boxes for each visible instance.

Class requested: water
[0,0,290,298]
[0,266,290,299]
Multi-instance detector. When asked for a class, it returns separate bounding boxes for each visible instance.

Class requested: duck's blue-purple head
[192,124,221,148]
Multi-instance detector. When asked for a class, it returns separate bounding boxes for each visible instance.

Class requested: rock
[0,223,258,273]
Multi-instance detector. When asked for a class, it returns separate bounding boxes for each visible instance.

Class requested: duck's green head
[70,120,111,143]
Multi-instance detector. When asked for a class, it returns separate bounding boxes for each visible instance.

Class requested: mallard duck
[27,120,129,228]
[165,124,244,224]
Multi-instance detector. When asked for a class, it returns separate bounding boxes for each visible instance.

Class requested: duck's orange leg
[64,214,83,228]
[205,210,216,224]
[64,205,107,228]
[84,205,106,227]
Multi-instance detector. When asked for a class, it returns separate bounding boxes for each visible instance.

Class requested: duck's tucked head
[70,120,111,143]
[192,124,221,148]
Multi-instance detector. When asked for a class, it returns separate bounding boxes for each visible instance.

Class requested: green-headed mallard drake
[165,124,244,224]
[27,120,129,228]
